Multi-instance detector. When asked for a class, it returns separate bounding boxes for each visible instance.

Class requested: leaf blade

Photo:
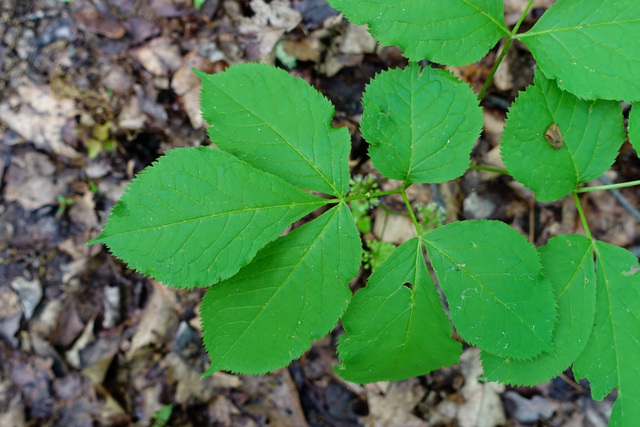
[573,241,640,426]
[424,220,556,360]
[518,0,640,101]
[335,238,462,383]
[90,147,324,288]
[328,0,508,65]
[197,64,351,196]
[480,234,596,385]
[500,70,625,202]
[362,64,483,184]
[629,104,640,157]
[201,203,361,375]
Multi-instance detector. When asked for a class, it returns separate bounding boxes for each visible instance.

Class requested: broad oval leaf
[201,203,361,375]
[573,241,640,426]
[424,220,556,360]
[328,0,508,65]
[90,147,324,288]
[501,70,625,202]
[518,0,640,101]
[197,64,351,197]
[362,64,483,184]
[481,235,596,386]
[629,104,640,157]
[335,238,462,383]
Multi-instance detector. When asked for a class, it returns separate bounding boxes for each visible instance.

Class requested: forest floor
[1,0,638,426]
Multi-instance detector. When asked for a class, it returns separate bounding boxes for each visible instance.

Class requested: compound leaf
[90,147,324,288]
[573,241,640,426]
[198,64,351,197]
[501,70,624,202]
[518,1,640,101]
[328,0,508,65]
[481,235,596,386]
[362,64,483,184]
[424,220,556,360]
[335,238,461,383]
[629,104,640,157]
[201,203,361,375]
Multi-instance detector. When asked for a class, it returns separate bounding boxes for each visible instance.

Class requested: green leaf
[629,104,640,157]
[500,70,625,202]
[423,220,556,360]
[573,241,640,426]
[517,1,640,101]
[193,0,205,10]
[90,147,324,288]
[362,64,483,184]
[327,0,508,65]
[201,203,361,375]
[197,64,351,197]
[335,238,461,383]
[480,235,596,385]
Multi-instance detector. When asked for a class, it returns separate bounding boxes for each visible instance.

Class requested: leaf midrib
[210,77,342,196]
[99,200,323,240]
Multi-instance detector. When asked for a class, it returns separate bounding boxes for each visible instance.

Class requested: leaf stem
[340,188,404,203]
[477,40,511,101]
[512,0,536,35]
[572,192,593,240]
[469,164,510,175]
[401,189,422,237]
[575,180,640,193]
[477,0,535,101]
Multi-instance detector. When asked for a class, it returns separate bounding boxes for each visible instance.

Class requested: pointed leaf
[501,70,625,202]
[481,235,596,385]
[201,203,361,375]
[90,147,324,288]
[573,241,640,426]
[362,64,483,184]
[629,104,640,157]
[518,1,640,101]
[335,238,461,383]
[424,220,556,360]
[197,64,351,196]
[327,0,508,65]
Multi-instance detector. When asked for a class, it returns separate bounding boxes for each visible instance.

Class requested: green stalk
[576,180,640,193]
[337,188,403,204]
[469,164,509,175]
[477,0,535,100]
[401,189,422,237]
[572,192,593,240]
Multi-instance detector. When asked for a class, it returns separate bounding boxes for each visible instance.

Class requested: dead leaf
[432,348,506,427]
[0,285,22,346]
[53,301,85,348]
[504,390,559,423]
[232,0,303,61]
[127,282,178,357]
[9,358,55,418]
[362,379,428,427]
[171,50,215,128]
[0,79,79,157]
[130,37,182,76]
[73,7,126,39]
[341,23,377,54]
[10,276,42,321]
[372,208,418,244]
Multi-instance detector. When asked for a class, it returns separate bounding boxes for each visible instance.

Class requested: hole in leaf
[402,282,414,291]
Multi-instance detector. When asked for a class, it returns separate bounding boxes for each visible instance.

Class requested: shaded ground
[1,0,638,426]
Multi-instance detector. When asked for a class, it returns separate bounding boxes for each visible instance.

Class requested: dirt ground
[1,0,638,426]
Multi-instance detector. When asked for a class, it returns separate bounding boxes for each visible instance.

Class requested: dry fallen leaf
[0,78,79,158]
[431,348,506,427]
